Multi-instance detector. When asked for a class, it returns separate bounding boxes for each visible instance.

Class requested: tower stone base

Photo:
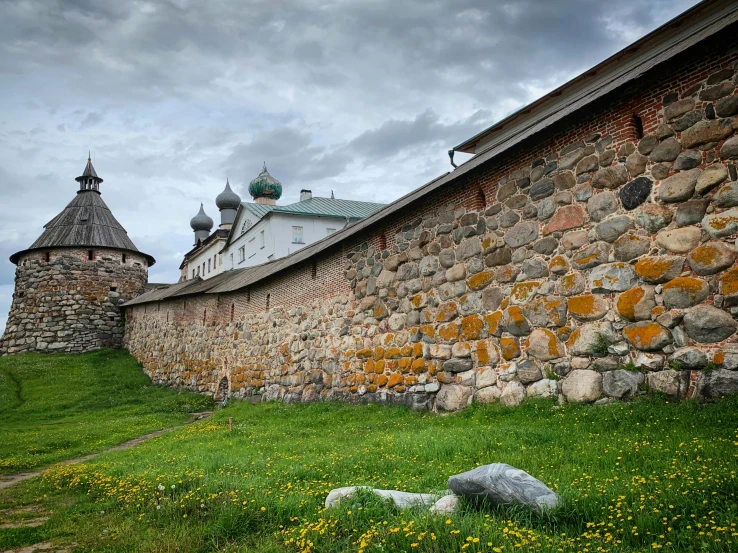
[1,248,148,355]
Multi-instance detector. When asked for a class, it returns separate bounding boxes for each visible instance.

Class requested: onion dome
[248,163,282,201]
[190,203,213,231]
[215,178,241,210]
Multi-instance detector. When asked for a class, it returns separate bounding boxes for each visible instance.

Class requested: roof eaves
[453,0,738,154]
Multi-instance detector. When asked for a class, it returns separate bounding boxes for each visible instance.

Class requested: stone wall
[1,248,148,355]
[125,29,738,410]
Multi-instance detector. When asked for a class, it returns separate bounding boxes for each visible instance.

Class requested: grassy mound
[0,349,212,474]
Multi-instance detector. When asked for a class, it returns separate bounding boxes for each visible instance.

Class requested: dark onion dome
[190,203,214,231]
[248,162,282,201]
[215,178,241,210]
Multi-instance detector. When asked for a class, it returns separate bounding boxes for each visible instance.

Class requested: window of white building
[208,259,211,273]
[239,246,245,263]
[292,226,304,243]
[260,230,265,248]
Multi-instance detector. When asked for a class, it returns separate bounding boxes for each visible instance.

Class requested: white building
[180,165,384,280]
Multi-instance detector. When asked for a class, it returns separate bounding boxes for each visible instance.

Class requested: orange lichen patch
[374,359,385,373]
[437,372,457,384]
[616,287,646,321]
[411,294,423,308]
[376,374,388,387]
[438,323,461,342]
[549,255,569,274]
[356,348,373,359]
[383,334,395,345]
[484,310,504,335]
[461,314,485,340]
[373,347,385,360]
[404,375,418,386]
[500,298,510,310]
[623,322,668,349]
[714,351,726,365]
[345,349,355,358]
[688,243,721,266]
[419,324,435,339]
[572,253,599,268]
[566,327,581,349]
[559,273,581,293]
[496,265,518,282]
[482,236,494,251]
[398,357,412,372]
[435,302,459,322]
[505,306,529,333]
[400,344,414,357]
[500,336,520,360]
[706,214,738,231]
[364,359,375,373]
[510,281,540,304]
[467,271,494,291]
[366,384,378,393]
[652,306,665,317]
[722,267,738,296]
[412,342,423,357]
[384,347,402,359]
[663,276,707,295]
[373,305,388,319]
[411,358,426,373]
[568,295,606,320]
[634,257,682,282]
[474,339,491,365]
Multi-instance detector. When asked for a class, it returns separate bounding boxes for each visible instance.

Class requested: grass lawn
[1,352,737,553]
[0,349,213,475]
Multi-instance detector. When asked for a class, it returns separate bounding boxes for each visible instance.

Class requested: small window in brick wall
[122,253,127,264]
[311,260,317,279]
[246,288,251,302]
[231,303,235,322]
[631,113,644,139]
[110,286,117,292]
[476,188,486,211]
[203,308,207,324]
[266,293,270,309]
[45,252,50,262]
[88,250,94,261]
[379,231,387,251]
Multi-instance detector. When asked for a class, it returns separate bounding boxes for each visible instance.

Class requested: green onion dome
[248,163,282,201]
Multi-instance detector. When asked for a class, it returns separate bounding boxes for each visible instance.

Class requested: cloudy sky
[0,0,699,333]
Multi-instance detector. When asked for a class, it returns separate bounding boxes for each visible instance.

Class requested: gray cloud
[0,0,700,333]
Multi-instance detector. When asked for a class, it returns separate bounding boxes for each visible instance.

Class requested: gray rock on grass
[448,463,559,513]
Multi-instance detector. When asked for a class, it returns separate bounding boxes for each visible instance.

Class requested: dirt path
[0,411,212,491]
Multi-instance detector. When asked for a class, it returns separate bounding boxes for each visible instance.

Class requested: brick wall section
[1,248,148,354]
[125,27,738,410]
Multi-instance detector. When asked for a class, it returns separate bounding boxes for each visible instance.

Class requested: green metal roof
[272,197,384,219]
[241,202,274,220]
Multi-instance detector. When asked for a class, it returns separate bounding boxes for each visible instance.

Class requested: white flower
[156,505,161,510]
[171,484,176,489]
[157,484,165,491]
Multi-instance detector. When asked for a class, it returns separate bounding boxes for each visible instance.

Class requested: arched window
[266,293,270,309]
[45,252,50,262]
[230,303,235,322]
[246,288,251,302]
[88,250,94,261]
[311,260,317,279]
